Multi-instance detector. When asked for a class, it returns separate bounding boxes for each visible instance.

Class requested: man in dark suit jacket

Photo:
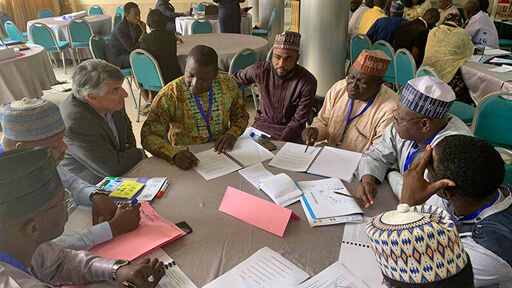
[106,2,146,69]
[155,0,188,33]
[60,59,145,184]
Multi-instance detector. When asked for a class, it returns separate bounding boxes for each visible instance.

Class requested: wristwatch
[112,259,130,280]
[89,189,109,201]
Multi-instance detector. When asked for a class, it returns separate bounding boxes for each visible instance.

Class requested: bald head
[464,0,480,19]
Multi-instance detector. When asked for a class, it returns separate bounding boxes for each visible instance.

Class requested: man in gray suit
[60,59,146,184]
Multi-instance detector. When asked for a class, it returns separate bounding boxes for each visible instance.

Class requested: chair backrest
[88,5,105,15]
[191,19,213,34]
[395,48,417,89]
[0,12,13,27]
[115,6,124,17]
[371,40,395,84]
[89,34,107,60]
[267,9,276,33]
[350,33,371,64]
[416,65,440,79]
[198,2,207,12]
[38,8,55,19]
[266,47,273,61]
[113,13,123,31]
[68,19,93,47]
[4,21,25,43]
[229,48,258,75]
[472,91,512,150]
[29,23,60,52]
[130,49,166,92]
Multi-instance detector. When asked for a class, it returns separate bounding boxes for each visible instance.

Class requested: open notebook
[269,142,362,182]
[193,138,274,180]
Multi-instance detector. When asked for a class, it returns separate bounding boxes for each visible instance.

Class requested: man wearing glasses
[302,49,397,153]
[0,147,164,286]
[357,76,471,207]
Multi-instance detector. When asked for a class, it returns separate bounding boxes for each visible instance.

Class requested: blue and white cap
[0,98,65,142]
[399,76,455,119]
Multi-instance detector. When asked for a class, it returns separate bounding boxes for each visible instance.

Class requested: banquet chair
[252,8,275,39]
[130,49,166,122]
[29,23,71,74]
[229,48,259,110]
[88,5,105,15]
[416,66,475,125]
[472,91,512,184]
[1,13,28,40]
[38,8,56,19]
[115,6,125,18]
[372,40,396,87]
[395,48,417,90]
[191,19,214,34]
[68,19,93,67]
[4,21,29,43]
[89,34,136,107]
[349,33,371,64]
[266,47,273,61]
[198,2,208,12]
[113,13,123,31]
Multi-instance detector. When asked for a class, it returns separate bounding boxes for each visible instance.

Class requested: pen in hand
[333,190,362,201]
[304,143,309,153]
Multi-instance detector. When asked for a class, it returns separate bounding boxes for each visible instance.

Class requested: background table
[494,20,512,40]
[176,14,253,36]
[0,44,57,105]
[124,142,398,287]
[460,61,512,104]
[26,15,112,59]
[177,33,268,72]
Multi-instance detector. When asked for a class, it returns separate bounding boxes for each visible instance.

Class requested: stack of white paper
[292,261,369,288]
[259,173,303,206]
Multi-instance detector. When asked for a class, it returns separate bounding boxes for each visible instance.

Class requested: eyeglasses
[38,189,74,214]
[392,109,424,127]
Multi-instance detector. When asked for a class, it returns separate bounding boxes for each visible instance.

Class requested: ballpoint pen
[304,143,309,153]
[333,190,362,201]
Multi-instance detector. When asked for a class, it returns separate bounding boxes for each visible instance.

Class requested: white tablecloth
[460,61,512,104]
[176,14,253,35]
[177,33,268,71]
[0,44,57,105]
[124,142,398,287]
[26,15,112,59]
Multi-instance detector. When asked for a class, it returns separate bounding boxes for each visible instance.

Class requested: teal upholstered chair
[68,19,93,67]
[113,13,122,31]
[4,21,29,43]
[130,49,166,122]
[88,5,105,15]
[395,48,417,90]
[115,6,125,18]
[350,33,371,64]
[229,48,258,110]
[89,34,136,107]
[252,8,275,39]
[1,13,28,41]
[372,40,396,86]
[191,19,214,34]
[29,23,71,74]
[38,8,56,19]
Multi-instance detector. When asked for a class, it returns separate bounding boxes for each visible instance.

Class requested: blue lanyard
[458,192,500,222]
[337,97,376,146]
[0,251,31,275]
[192,86,213,141]
[444,3,454,11]
[403,127,443,172]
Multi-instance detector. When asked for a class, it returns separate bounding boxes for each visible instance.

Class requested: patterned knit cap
[274,31,301,52]
[0,98,65,142]
[367,204,468,284]
[0,147,62,224]
[399,76,455,119]
[353,49,391,77]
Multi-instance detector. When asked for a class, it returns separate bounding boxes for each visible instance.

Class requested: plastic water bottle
[250,132,263,141]
[193,3,198,18]
[476,31,487,56]
[479,31,488,46]
[406,13,410,21]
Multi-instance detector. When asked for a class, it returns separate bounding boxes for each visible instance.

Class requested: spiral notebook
[193,138,275,180]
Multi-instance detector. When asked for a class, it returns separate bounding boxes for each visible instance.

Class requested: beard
[272,65,297,80]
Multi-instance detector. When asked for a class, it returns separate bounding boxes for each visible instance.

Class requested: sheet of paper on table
[297,178,364,219]
[258,173,303,206]
[292,261,369,288]
[489,64,512,73]
[339,218,386,288]
[484,48,512,56]
[238,162,274,188]
[203,246,309,288]
[269,142,321,172]
[193,138,274,180]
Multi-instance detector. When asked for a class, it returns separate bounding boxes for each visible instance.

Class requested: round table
[26,15,112,59]
[0,44,57,105]
[123,141,398,287]
[177,33,268,71]
[176,14,253,36]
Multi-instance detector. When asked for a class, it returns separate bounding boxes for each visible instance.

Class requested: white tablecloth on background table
[0,44,57,105]
[176,14,253,35]
[123,142,398,287]
[460,61,512,104]
[26,15,112,59]
[177,33,268,72]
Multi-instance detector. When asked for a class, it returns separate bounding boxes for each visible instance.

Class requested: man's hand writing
[301,127,318,146]
[174,150,199,170]
[357,175,378,208]
[213,134,236,154]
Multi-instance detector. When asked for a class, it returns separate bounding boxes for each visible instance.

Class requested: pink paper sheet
[90,202,185,260]
[218,186,299,237]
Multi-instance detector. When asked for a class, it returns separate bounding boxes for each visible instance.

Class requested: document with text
[203,246,309,288]
[238,162,274,188]
[292,261,369,288]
